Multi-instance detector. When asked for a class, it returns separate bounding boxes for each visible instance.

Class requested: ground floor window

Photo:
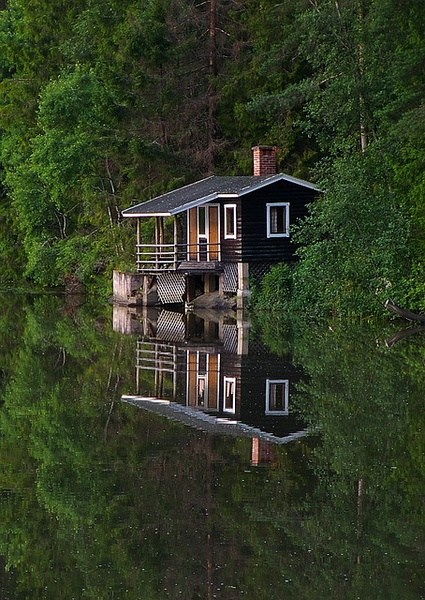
[265,379,289,415]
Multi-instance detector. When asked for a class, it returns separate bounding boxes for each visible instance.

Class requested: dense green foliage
[0,297,423,598]
[254,0,425,317]
[0,0,423,313]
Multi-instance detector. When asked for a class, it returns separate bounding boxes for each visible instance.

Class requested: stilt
[237,262,250,310]
[204,273,217,294]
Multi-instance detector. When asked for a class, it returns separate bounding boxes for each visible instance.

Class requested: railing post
[154,218,159,269]
[159,217,165,268]
[173,217,178,270]
[136,218,140,271]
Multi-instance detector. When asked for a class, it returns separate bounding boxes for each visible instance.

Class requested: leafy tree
[254,0,425,317]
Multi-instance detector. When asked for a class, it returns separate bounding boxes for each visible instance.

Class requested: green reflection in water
[0,296,423,599]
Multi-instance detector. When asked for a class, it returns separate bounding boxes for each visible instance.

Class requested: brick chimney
[252,145,278,176]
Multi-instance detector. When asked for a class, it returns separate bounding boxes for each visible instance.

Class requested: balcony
[136,242,221,272]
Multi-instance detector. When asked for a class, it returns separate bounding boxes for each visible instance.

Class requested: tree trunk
[385,326,425,348]
[357,1,368,152]
[385,299,425,322]
[207,0,218,172]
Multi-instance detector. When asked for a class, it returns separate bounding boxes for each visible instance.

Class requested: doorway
[187,205,220,261]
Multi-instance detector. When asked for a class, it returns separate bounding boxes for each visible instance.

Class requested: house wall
[179,201,243,262]
[175,180,317,304]
[179,179,316,264]
[178,339,305,437]
[240,179,316,263]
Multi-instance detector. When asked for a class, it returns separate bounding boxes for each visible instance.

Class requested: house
[116,146,321,306]
[120,306,307,455]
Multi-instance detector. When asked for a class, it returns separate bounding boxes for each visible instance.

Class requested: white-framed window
[224,204,237,239]
[266,202,290,238]
[223,377,236,413]
[265,379,289,415]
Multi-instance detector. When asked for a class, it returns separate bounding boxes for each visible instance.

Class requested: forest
[0,0,424,317]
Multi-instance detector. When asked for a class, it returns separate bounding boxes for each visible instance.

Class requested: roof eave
[237,174,284,196]
[169,192,219,214]
[122,211,171,218]
[239,173,322,194]
[279,174,322,192]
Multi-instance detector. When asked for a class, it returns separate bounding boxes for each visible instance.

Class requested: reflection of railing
[136,341,191,401]
[136,243,221,272]
[136,341,179,400]
[136,341,177,373]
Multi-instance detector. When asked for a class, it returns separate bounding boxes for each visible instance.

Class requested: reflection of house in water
[118,306,307,464]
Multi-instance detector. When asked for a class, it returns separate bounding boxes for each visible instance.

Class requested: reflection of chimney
[252,145,278,176]
[251,437,277,466]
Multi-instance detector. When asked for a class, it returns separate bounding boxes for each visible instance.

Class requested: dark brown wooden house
[117,146,321,306]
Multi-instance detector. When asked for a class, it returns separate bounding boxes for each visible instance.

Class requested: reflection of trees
[0,299,423,599]
[0,294,26,399]
[255,316,425,599]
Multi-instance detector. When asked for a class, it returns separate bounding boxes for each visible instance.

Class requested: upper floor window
[266,203,289,238]
[224,204,237,239]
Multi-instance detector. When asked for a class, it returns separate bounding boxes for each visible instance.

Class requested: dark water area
[0,295,423,599]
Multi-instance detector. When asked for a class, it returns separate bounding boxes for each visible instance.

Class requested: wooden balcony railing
[136,242,221,272]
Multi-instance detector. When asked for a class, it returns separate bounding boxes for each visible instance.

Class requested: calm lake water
[0,295,423,599]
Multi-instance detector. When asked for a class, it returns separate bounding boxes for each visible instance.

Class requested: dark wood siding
[182,179,318,266]
[240,180,317,263]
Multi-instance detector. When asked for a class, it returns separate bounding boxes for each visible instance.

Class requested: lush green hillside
[0,0,423,315]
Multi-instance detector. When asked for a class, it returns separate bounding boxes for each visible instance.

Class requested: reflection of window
[266,203,289,238]
[198,353,207,374]
[223,377,236,413]
[224,204,237,239]
[197,353,208,407]
[265,379,289,415]
[197,375,207,407]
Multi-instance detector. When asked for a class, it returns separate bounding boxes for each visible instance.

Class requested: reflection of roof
[122,395,308,445]
[122,174,321,217]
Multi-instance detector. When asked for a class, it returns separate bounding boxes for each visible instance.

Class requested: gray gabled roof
[122,174,321,218]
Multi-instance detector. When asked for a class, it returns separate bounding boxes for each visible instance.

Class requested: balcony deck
[136,243,222,273]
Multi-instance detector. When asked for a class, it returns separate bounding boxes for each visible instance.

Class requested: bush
[254,262,293,312]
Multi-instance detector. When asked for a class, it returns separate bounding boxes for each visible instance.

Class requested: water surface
[0,296,423,599]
